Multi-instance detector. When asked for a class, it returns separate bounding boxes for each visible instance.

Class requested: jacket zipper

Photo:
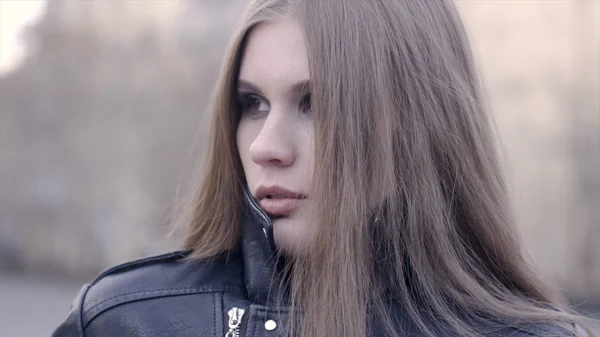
[245,193,272,232]
[225,307,246,337]
[244,191,275,248]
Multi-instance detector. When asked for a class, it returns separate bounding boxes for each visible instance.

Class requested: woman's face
[236,18,314,254]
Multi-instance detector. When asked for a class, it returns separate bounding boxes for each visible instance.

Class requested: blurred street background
[0,1,598,336]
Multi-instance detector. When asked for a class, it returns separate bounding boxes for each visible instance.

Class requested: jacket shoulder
[83,250,245,324]
[52,250,245,336]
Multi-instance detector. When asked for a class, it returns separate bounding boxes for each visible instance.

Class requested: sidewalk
[0,272,82,337]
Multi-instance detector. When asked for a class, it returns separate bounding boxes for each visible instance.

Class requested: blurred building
[0,0,598,306]
[456,0,600,301]
[0,0,244,278]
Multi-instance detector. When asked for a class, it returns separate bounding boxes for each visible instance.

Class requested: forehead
[238,18,309,90]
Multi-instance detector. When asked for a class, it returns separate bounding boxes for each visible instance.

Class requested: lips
[255,185,307,217]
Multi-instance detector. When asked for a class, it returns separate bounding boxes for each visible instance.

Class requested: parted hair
[178,0,591,336]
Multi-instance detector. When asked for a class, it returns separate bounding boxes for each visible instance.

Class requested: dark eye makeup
[235,90,312,117]
[298,92,311,113]
[236,92,270,118]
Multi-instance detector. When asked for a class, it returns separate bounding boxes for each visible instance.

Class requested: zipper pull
[225,307,246,337]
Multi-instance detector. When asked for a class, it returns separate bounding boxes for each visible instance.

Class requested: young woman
[53,0,592,336]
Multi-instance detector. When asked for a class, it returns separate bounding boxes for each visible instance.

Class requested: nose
[249,108,295,167]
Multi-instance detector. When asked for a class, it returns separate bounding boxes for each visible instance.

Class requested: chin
[272,217,309,255]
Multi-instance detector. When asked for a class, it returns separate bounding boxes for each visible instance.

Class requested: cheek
[236,120,254,168]
[300,123,315,182]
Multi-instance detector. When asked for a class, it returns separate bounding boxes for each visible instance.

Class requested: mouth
[255,185,307,217]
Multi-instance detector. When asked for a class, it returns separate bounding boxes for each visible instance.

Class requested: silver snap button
[264,319,277,331]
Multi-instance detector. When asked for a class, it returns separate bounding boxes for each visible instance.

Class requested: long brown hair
[178,0,591,336]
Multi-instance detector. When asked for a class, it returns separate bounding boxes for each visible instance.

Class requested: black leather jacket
[53,191,569,337]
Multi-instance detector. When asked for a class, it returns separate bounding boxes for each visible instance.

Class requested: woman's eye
[299,92,311,113]
[236,93,269,117]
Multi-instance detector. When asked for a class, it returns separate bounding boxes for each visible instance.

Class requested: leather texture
[52,191,572,337]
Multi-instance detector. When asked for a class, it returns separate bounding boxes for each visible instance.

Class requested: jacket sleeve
[51,284,90,337]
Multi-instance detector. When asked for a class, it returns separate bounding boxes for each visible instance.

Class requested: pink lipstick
[254,185,307,217]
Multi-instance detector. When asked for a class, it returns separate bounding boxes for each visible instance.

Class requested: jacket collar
[240,187,285,305]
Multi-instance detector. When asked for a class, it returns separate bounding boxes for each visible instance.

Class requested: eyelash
[235,92,312,118]
[299,92,311,113]
[236,93,269,118]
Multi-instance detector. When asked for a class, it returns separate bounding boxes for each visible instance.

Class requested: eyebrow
[237,79,311,95]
